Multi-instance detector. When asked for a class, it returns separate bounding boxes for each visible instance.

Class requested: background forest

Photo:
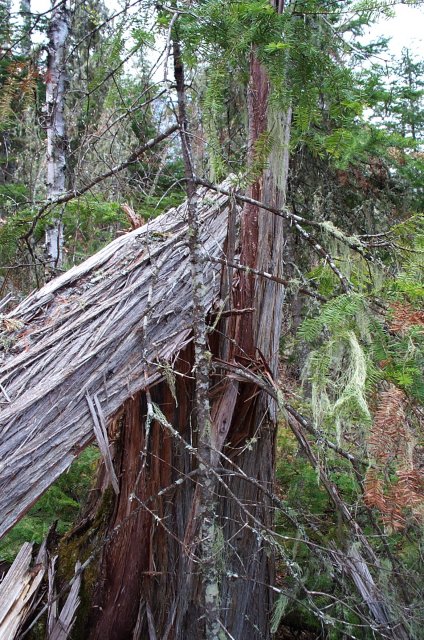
[0,0,423,639]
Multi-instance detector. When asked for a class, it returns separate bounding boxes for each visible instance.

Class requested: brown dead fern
[390,303,424,336]
[364,469,386,512]
[365,385,424,530]
[367,386,409,463]
[0,61,39,124]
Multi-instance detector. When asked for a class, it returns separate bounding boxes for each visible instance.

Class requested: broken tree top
[0,183,239,540]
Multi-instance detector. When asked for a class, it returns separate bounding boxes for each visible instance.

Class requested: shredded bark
[0,542,45,639]
[0,183,240,539]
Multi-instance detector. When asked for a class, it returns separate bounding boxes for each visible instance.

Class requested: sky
[27,1,424,58]
[365,4,424,58]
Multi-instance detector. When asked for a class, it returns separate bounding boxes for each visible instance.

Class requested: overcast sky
[365,4,424,58]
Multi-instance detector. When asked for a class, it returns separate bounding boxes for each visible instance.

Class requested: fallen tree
[0,183,237,540]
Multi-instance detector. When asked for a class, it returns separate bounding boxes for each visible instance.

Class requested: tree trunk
[19,0,32,57]
[60,348,204,640]
[44,0,69,274]
[53,7,291,640]
[214,46,291,639]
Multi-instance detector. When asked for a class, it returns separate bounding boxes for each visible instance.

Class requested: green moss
[54,485,115,639]
[0,447,100,563]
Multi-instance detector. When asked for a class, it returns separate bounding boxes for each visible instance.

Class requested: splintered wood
[0,184,239,539]
[0,543,45,639]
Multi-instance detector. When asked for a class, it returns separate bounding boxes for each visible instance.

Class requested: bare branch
[196,177,373,291]
[211,257,327,302]
[22,124,179,240]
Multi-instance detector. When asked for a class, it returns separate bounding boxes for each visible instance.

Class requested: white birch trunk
[44,0,69,273]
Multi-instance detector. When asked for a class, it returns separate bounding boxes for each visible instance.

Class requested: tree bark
[44,0,70,274]
[19,0,32,57]
[214,46,291,640]
[59,348,203,640]
[49,6,291,640]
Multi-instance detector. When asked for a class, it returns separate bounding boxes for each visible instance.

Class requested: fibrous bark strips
[0,183,239,540]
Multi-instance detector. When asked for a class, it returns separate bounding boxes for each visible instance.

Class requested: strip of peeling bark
[47,556,81,640]
[0,542,46,639]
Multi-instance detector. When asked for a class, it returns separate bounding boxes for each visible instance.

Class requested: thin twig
[22,125,179,240]
[211,257,327,302]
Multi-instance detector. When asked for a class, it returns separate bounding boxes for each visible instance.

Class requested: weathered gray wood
[0,184,239,539]
[48,561,81,640]
[0,543,45,639]
[47,555,58,637]
[86,393,119,495]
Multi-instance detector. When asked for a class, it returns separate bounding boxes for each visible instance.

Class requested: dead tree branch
[22,124,179,240]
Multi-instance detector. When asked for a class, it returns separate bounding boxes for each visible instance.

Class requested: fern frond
[365,385,424,530]
[364,469,386,512]
[367,386,408,464]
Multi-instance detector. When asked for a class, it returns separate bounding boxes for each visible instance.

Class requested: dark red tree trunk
[72,346,200,640]
[215,45,291,638]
